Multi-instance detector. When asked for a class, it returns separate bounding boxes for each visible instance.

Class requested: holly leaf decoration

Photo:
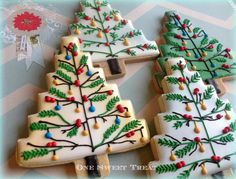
[201,37,208,46]
[49,87,67,99]
[230,121,236,132]
[90,94,107,102]
[166,23,179,30]
[30,122,48,131]
[183,19,190,25]
[156,163,177,174]
[217,43,223,52]
[175,142,196,158]
[121,120,141,133]
[103,124,119,139]
[22,148,49,161]
[209,39,219,44]
[158,137,179,148]
[56,70,72,83]
[193,27,200,34]
[67,127,78,138]
[73,44,78,52]
[225,103,232,111]
[80,55,88,65]
[203,86,215,100]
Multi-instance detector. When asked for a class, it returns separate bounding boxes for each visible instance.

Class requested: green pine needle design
[156,163,177,174]
[164,114,181,122]
[219,133,234,143]
[190,73,201,83]
[67,127,78,138]
[175,142,197,158]
[80,55,88,65]
[203,86,215,100]
[30,122,48,131]
[166,94,184,102]
[212,99,225,113]
[49,87,67,99]
[230,121,236,132]
[59,62,76,74]
[22,148,49,161]
[166,77,179,84]
[158,138,179,148]
[121,120,141,133]
[225,103,232,111]
[83,78,104,88]
[38,110,58,117]
[103,124,119,139]
[106,96,120,113]
[90,94,107,102]
[56,70,72,83]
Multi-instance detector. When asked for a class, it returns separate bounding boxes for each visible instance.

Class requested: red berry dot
[74,80,80,87]
[45,96,51,102]
[176,162,182,169]
[178,77,183,82]
[226,48,231,53]
[51,142,57,147]
[180,161,186,167]
[193,88,200,95]
[216,114,223,119]
[83,95,89,102]
[194,137,201,143]
[107,90,113,95]
[46,142,52,147]
[73,51,78,56]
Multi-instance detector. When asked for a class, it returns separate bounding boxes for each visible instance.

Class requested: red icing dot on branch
[180,161,186,167]
[77,68,84,75]
[182,24,187,28]
[208,44,214,49]
[45,96,51,102]
[211,155,221,162]
[216,114,223,119]
[84,16,91,20]
[104,28,110,33]
[105,16,110,21]
[225,48,231,53]
[180,46,186,51]
[96,7,101,11]
[192,34,198,39]
[194,137,201,143]
[193,88,200,95]
[176,162,182,169]
[76,119,82,128]
[74,80,80,87]
[67,97,75,101]
[82,95,89,102]
[107,90,113,95]
[130,131,135,136]
[199,57,204,61]
[143,44,148,49]
[105,42,110,46]
[79,38,83,44]
[73,51,78,56]
[122,19,128,25]
[175,34,182,39]
[117,104,125,113]
[222,64,230,69]
[223,126,231,134]
[179,64,185,70]
[126,132,132,138]
[129,31,134,37]
[46,142,52,147]
[175,15,181,20]
[51,142,57,147]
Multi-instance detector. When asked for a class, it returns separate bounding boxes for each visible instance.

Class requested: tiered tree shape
[158,11,236,81]
[17,36,149,174]
[70,0,158,61]
[149,57,236,178]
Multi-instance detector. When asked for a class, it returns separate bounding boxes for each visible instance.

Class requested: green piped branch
[158,121,236,158]
[22,120,145,160]
[155,152,236,178]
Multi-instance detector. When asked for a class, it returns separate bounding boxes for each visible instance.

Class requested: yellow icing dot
[52,155,59,161]
[185,104,192,111]
[201,164,208,175]
[125,111,131,117]
[140,137,146,143]
[53,79,58,85]
[202,52,207,57]
[123,38,130,46]
[97,30,103,38]
[188,29,192,33]
[186,52,191,57]
[225,113,231,120]
[107,146,112,153]
[114,14,120,21]
[199,143,205,153]
[182,41,187,46]
[201,101,207,110]
[192,65,197,71]
[90,19,97,27]
[75,29,81,35]
[179,83,184,90]
[194,122,201,134]
[82,130,89,136]
[169,152,177,161]
[93,123,100,129]
[68,89,73,95]
[75,108,81,113]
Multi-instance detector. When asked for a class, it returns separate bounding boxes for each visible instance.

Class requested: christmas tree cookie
[16,36,150,177]
[154,11,236,95]
[69,0,159,79]
[148,57,236,178]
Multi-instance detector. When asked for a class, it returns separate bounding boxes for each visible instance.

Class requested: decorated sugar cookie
[154,11,236,95]
[69,0,159,79]
[16,36,150,177]
[149,57,236,178]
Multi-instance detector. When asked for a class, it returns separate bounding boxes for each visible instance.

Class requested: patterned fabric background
[0,0,236,178]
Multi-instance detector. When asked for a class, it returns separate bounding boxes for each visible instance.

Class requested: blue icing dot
[182,32,187,36]
[65,55,72,60]
[45,132,52,139]
[211,63,215,68]
[115,117,121,125]
[175,22,178,25]
[195,54,200,59]
[89,105,96,112]
[86,70,93,76]
[55,105,62,111]
[213,72,218,77]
